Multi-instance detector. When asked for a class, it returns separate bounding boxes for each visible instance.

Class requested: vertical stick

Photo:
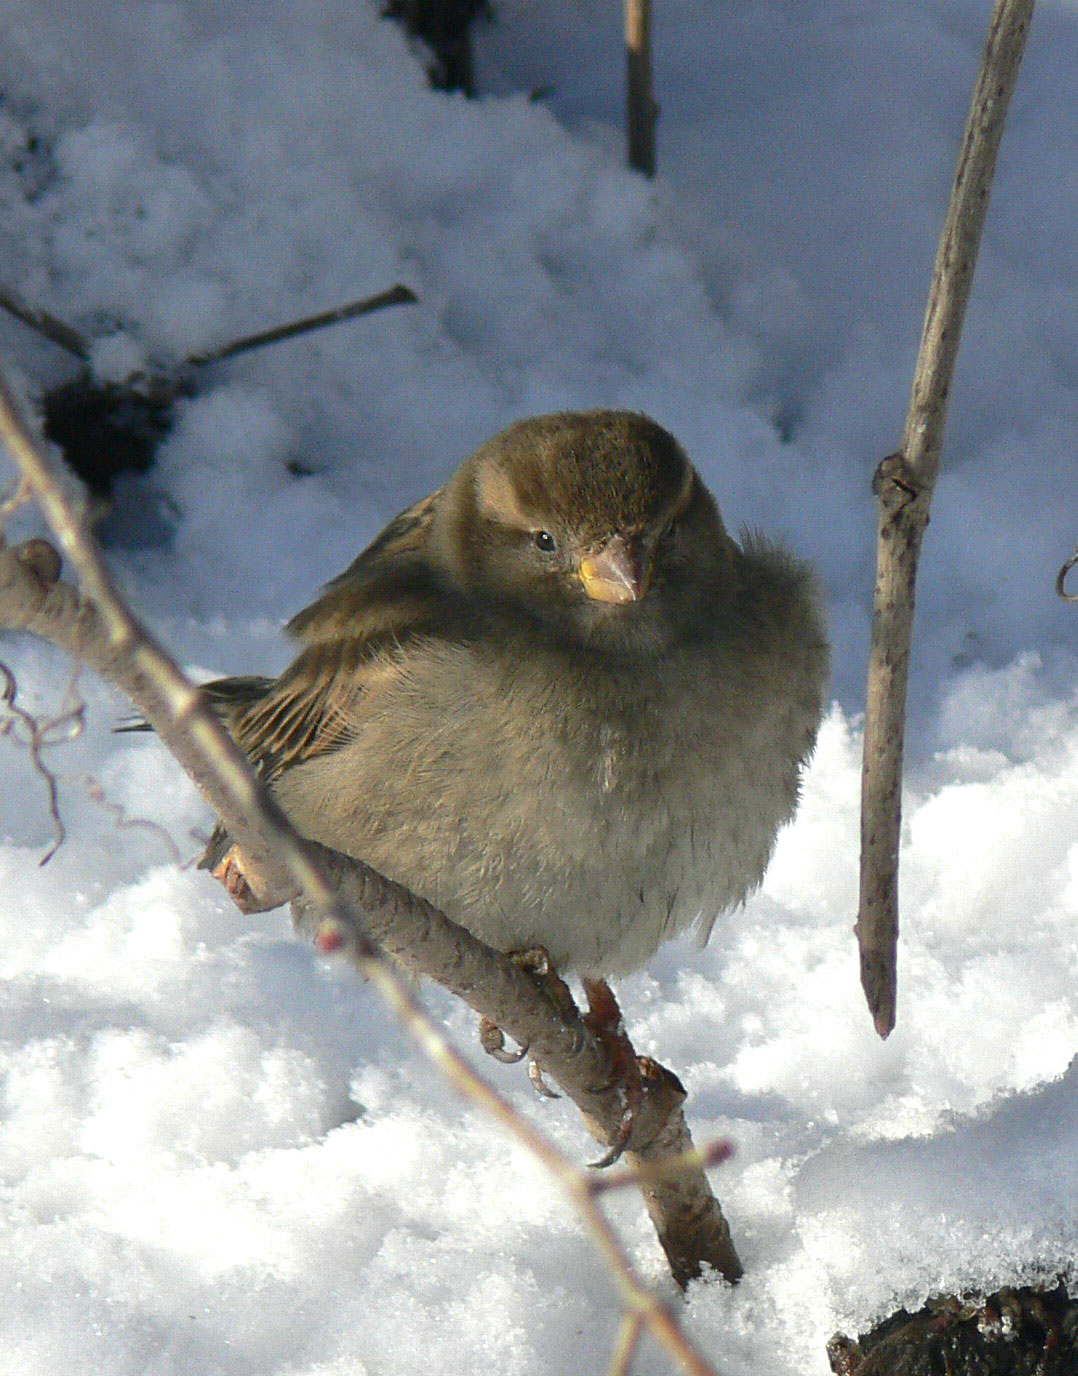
[857,0,1036,1037]
[626,0,657,177]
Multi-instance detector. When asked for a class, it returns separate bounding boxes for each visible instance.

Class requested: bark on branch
[857,0,1035,1038]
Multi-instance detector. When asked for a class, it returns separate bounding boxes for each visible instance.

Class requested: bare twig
[1056,546,1078,602]
[0,374,737,1372]
[188,283,418,365]
[0,656,79,862]
[4,284,418,496]
[609,1313,645,1376]
[0,284,90,360]
[857,0,1035,1038]
[0,283,417,373]
[589,1138,735,1197]
[73,771,184,865]
[626,0,658,178]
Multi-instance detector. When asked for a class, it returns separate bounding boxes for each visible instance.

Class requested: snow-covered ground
[0,3,1075,1373]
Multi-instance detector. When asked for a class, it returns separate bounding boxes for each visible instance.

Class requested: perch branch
[0,374,737,1372]
[857,0,1035,1038]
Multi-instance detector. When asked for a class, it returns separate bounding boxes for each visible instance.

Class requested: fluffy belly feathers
[271,635,810,976]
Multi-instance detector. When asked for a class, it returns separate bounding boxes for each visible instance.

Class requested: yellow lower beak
[578,536,652,604]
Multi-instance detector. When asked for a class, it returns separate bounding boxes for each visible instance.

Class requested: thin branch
[626,0,657,178]
[0,374,737,1373]
[73,770,184,865]
[589,1138,734,1197]
[609,1313,645,1376]
[857,0,1035,1038]
[0,284,90,360]
[0,655,77,861]
[186,284,418,365]
[0,283,417,374]
[1056,546,1078,603]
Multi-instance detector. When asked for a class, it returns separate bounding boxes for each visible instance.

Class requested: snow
[0,2,1075,1373]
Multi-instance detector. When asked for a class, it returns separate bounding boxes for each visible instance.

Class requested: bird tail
[114,674,277,869]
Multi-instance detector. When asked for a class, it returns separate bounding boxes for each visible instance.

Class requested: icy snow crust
[0,3,1075,1374]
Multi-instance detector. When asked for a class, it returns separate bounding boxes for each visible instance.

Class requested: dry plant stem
[0,285,89,360]
[626,0,657,178]
[857,0,1035,1038]
[189,284,418,365]
[1056,546,1078,602]
[609,1313,645,1376]
[0,387,740,1309]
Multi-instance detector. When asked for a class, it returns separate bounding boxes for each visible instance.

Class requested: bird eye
[532,530,557,553]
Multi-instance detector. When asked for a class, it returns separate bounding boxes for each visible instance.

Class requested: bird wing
[286,487,442,643]
[205,487,454,781]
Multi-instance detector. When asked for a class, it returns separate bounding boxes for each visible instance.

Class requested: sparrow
[200,409,829,983]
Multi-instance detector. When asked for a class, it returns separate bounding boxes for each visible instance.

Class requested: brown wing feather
[229,639,369,777]
[287,488,442,643]
[206,487,455,783]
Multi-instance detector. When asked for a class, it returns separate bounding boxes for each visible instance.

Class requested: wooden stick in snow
[858,0,1036,1038]
[626,0,658,178]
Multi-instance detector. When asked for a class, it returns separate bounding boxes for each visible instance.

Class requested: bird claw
[210,843,295,913]
[588,1103,634,1168]
[510,944,553,978]
[479,947,576,1097]
[585,1056,672,1168]
[509,945,580,1022]
[479,1018,559,1098]
[582,978,662,1168]
[528,1058,561,1099]
[479,1017,529,1063]
[212,844,266,913]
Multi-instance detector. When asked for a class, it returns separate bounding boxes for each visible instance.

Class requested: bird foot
[210,843,280,913]
[478,946,576,1096]
[479,1017,528,1064]
[509,946,581,1022]
[528,1058,561,1100]
[582,977,664,1168]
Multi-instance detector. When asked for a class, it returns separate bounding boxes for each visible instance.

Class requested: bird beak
[578,535,652,604]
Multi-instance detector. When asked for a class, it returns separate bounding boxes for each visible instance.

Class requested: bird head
[432,410,736,651]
